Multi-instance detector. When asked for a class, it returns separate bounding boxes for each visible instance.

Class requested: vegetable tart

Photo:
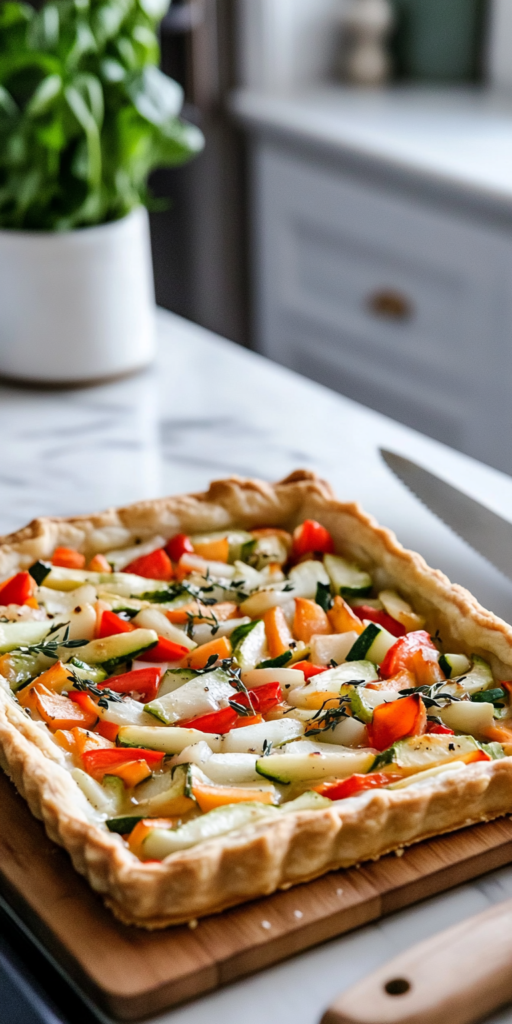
[1,470,512,928]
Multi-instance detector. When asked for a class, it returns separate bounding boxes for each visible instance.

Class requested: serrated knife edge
[380,448,512,584]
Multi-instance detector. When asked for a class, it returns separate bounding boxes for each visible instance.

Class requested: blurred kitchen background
[151,0,512,476]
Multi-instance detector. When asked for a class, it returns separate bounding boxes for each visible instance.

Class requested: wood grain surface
[2,770,512,1022]
[322,896,512,1024]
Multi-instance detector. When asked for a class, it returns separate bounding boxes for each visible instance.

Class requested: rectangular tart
[1,470,512,929]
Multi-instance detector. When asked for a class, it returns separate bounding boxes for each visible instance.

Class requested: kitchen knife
[380,449,512,584]
[321,896,512,1024]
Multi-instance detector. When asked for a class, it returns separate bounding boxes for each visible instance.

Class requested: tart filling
[1,471,512,928]
[1,513,510,862]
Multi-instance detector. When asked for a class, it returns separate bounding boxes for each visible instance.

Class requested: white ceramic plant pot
[0,206,155,385]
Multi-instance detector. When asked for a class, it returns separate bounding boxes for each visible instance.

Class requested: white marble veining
[232,86,512,210]
[3,307,512,1023]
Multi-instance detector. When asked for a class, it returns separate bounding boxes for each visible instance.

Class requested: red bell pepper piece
[0,571,35,605]
[95,721,120,742]
[98,610,136,639]
[353,605,405,638]
[426,722,455,736]
[317,772,402,801]
[292,660,328,680]
[182,706,240,734]
[292,520,335,559]
[82,747,164,779]
[368,693,427,751]
[67,691,100,722]
[379,630,445,687]
[165,533,194,563]
[98,667,162,703]
[141,636,190,662]
[230,681,282,716]
[123,548,173,581]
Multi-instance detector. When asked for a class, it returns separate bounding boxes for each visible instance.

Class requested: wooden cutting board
[2,770,512,1023]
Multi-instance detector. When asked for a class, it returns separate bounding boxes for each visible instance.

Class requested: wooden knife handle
[321,896,512,1024]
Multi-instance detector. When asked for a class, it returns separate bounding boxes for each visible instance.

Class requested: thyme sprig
[219,658,256,715]
[68,673,124,707]
[19,622,88,659]
[398,681,461,709]
[229,700,254,717]
[305,697,351,736]
[185,609,220,639]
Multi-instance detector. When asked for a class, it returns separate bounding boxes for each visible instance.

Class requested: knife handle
[321,897,512,1024]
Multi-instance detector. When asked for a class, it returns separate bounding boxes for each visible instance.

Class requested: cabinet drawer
[253,142,512,453]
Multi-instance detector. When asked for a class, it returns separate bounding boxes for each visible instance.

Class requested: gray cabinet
[251,138,512,473]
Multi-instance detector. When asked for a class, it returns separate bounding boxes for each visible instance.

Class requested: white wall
[487,0,512,89]
[236,0,346,92]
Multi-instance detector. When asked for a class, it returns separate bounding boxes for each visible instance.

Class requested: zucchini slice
[141,803,278,859]
[309,631,360,667]
[349,687,375,725]
[438,653,471,679]
[117,725,223,754]
[68,657,108,684]
[281,791,332,812]
[288,560,330,600]
[256,747,375,784]
[131,763,197,817]
[222,718,304,754]
[144,668,235,725]
[323,554,372,598]
[439,699,495,736]
[0,621,51,654]
[75,628,158,669]
[372,733,482,774]
[231,619,267,670]
[452,655,494,695]
[1,650,43,691]
[346,622,396,665]
[158,667,198,697]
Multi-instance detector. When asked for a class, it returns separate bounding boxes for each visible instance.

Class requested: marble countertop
[232,85,512,212]
[4,306,512,1023]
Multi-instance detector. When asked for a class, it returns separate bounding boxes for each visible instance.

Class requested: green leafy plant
[0,0,204,229]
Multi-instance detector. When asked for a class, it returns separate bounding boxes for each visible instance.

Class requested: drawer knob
[367,289,413,321]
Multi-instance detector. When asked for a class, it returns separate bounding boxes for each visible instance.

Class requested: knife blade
[380,449,512,584]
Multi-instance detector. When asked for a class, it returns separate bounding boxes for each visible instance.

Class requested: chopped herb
[262,739,273,757]
[471,688,505,706]
[315,581,333,612]
[230,620,259,649]
[258,651,292,669]
[194,654,219,675]
[228,700,253,717]
[213,659,257,714]
[185,609,219,638]
[29,560,51,586]
[398,683,461,709]
[371,746,396,771]
[70,674,123,703]
[305,699,349,736]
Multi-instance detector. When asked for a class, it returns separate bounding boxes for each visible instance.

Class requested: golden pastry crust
[2,470,512,929]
